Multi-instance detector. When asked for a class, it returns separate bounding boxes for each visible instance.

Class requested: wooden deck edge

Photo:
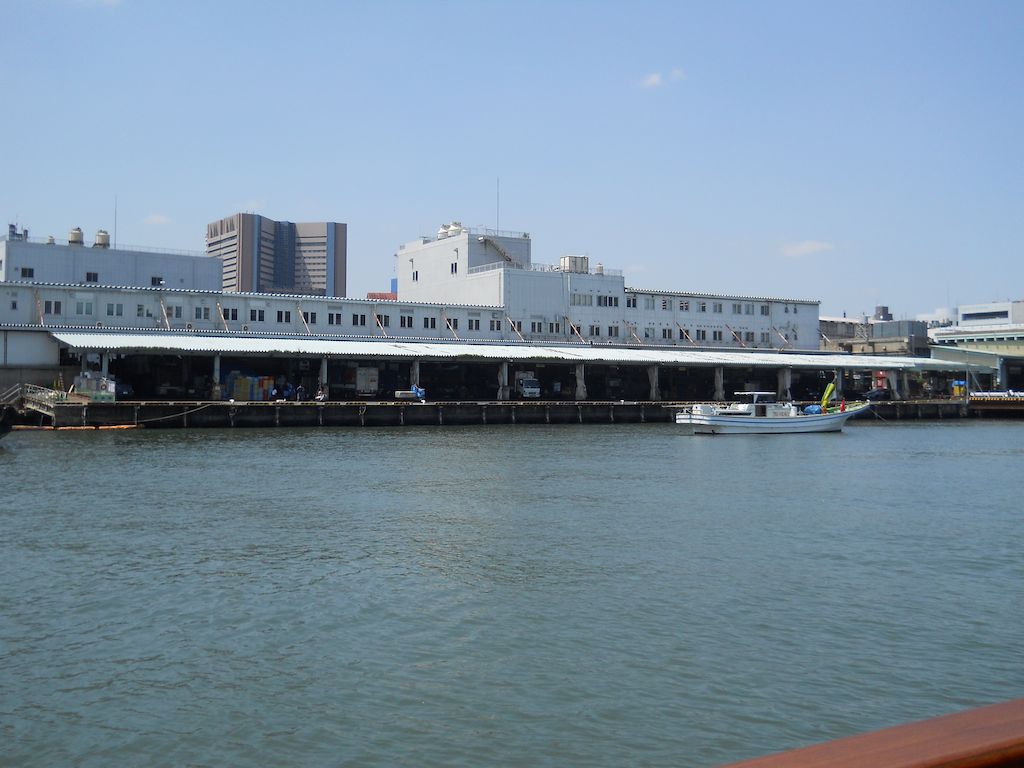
[720,700,1024,768]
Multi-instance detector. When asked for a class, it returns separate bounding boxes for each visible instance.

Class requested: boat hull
[675,403,869,434]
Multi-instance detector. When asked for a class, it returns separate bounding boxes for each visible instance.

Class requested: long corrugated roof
[48,330,987,372]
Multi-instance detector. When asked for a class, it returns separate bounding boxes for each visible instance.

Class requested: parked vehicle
[514,371,541,398]
[865,387,892,401]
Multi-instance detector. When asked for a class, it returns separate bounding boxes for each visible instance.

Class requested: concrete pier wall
[44,398,976,429]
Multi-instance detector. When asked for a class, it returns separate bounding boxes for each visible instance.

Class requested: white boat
[674,391,870,434]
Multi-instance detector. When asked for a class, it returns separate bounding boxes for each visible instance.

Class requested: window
[379,314,390,327]
[448,318,457,330]
[224,308,238,321]
[695,329,707,341]
[732,303,742,314]
[450,262,458,274]
[626,296,637,308]
[9,300,15,310]
[468,318,480,331]
[643,326,655,339]
[531,321,543,333]
[678,328,688,340]
[661,328,672,339]
[400,315,413,328]
[570,293,594,306]
[589,324,601,336]
[169,306,182,319]
[490,319,501,331]
[792,331,799,341]
[137,304,146,318]
[698,301,707,313]
[303,311,317,324]
[76,301,93,315]
[608,325,619,337]
[412,270,419,282]
[713,302,723,313]
[712,330,723,341]
[43,300,62,315]
[643,297,655,310]
[277,310,292,323]
[352,314,366,326]
[793,306,798,314]
[195,307,210,320]
[745,331,755,342]
[106,303,123,317]
[250,309,265,322]
[21,267,34,278]
[423,317,436,329]
[662,299,670,310]
[745,303,754,315]
[328,312,343,325]
[679,300,689,311]
[760,305,770,316]
[87,272,99,283]
[761,332,771,344]
[150,276,162,286]
[548,322,561,333]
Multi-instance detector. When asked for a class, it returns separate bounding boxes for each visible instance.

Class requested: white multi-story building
[396,222,819,349]
[1,225,220,291]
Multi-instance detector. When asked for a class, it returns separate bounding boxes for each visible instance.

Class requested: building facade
[1,226,220,291]
[207,213,347,297]
[396,222,820,350]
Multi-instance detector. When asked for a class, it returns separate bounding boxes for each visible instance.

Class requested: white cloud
[781,240,835,259]
[144,213,170,226]
[641,68,685,89]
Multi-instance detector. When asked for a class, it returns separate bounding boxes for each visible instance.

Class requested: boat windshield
[733,391,777,403]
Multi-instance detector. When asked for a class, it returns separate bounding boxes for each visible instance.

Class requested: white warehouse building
[396,222,819,350]
[0,225,221,291]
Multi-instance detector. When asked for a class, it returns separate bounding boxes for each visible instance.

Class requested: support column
[497,362,509,401]
[997,357,1007,390]
[647,365,660,401]
[575,362,587,400]
[81,353,89,373]
[212,354,222,400]
[714,366,725,401]
[320,357,329,388]
[834,369,844,398]
[900,370,910,400]
[410,359,420,388]
[101,353,109,377]
[886,371,899,399]
[777,367,792,401]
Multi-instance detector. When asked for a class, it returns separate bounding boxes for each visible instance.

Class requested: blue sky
[3,0,1022,318]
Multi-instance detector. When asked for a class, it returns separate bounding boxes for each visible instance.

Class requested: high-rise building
[207,213,347,297]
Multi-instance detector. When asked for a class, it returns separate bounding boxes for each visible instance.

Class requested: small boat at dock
[674,391,869,435]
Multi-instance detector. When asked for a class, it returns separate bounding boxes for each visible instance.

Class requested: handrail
[720,699,1024,768]
[0,383,23,405]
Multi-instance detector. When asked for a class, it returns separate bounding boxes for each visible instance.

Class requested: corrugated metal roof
[48,330,987,372]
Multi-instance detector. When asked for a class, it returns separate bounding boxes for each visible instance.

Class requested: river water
[1,421,1022,767]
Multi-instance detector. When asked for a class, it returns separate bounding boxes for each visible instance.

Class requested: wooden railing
[721,699,1024,768]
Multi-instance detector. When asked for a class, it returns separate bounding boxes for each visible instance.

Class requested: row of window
[32,298,798,343]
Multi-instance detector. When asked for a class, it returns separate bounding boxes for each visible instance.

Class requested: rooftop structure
[1,225,219,290]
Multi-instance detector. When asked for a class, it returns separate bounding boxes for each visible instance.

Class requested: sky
[2,0,1022,319]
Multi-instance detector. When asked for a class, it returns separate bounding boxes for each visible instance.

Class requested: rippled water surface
[2,421,1023,766]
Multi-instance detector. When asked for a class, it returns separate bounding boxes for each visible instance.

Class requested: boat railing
[719,698,1024,768]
